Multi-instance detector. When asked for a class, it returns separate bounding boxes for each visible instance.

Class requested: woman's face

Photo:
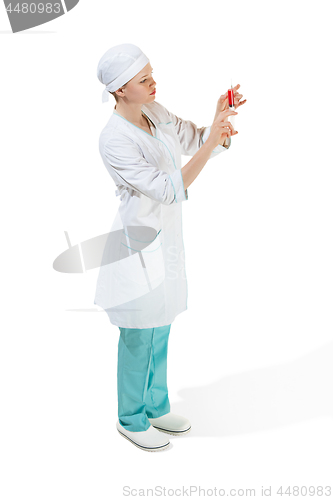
[117,63,156,104]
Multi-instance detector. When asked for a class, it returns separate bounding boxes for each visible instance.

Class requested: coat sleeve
[165,108,231,157]
[102,136,188,205]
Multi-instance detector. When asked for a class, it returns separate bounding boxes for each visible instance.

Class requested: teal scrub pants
[117,324,171,432]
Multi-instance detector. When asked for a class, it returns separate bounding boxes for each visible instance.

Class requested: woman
[95,44,246,452]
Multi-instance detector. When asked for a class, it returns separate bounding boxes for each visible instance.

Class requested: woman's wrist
[204,135,219,152]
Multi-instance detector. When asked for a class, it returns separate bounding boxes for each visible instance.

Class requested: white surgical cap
[97,43,150,103]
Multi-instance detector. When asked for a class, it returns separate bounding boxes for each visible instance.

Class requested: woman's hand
[233,85,247,110]
[214,93,229,121]
[214,84,247,121]
[208,109,238,149]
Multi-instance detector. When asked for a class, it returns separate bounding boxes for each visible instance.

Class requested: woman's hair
[109,91,119,102]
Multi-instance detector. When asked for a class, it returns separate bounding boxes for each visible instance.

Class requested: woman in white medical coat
[95,44,246,452]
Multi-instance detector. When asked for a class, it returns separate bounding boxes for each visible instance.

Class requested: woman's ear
[116,87,126,98]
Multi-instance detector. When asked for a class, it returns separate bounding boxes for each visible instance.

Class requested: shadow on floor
[171,340,333,437]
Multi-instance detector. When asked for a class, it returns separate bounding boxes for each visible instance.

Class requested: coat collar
[113,106,157,138]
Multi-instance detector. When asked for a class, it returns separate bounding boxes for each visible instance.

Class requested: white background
[1,0,333,498]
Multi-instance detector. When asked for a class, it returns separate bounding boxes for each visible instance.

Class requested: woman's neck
[114,102,145,127]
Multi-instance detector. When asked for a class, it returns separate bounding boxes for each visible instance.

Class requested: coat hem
[106,307,188,329]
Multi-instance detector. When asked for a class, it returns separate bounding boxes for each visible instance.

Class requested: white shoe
[148,412,191,435]
[116,420,170,452]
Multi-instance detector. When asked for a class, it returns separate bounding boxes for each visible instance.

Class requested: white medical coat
[94,100,230,328]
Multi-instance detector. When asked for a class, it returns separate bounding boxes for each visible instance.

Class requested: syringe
[228,80,236,129]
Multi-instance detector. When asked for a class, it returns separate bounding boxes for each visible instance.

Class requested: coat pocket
[116,228,165,287]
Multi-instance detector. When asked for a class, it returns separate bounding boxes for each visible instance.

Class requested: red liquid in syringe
[228,88,234,107]
[228,87,236,128]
